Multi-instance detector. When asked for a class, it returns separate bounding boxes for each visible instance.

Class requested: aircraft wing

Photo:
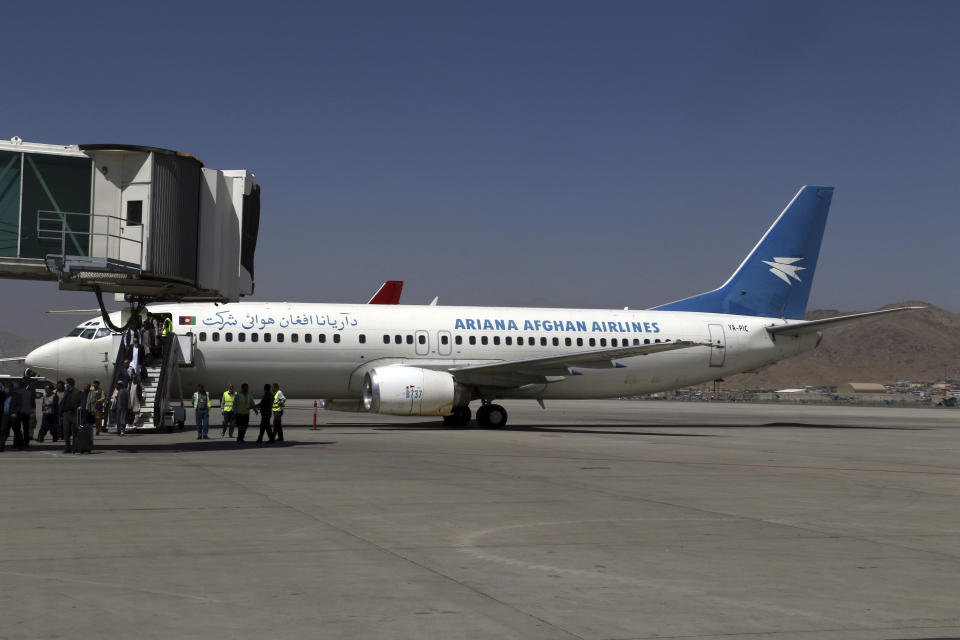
[766,306,924,338]
[0,356,26,363]
[448,340,711,387]
[368,281,403,304]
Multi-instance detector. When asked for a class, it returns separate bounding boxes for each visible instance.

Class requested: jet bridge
[0,137,260,304]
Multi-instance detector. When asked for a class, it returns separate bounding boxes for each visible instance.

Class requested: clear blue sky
[2,0,957,342]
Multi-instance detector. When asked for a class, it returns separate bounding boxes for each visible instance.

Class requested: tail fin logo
[762,257,805,286]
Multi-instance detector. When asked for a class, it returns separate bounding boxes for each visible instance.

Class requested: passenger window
[540,337,547,346]
[655,339,661,343]
[251,333,258,343]
[406,335,413,344]
[611,338,617,347]
[517,337,524,346]
[359,334,366,344]
[455,336,462,345]
[225,333,233,342]
[264,333,271,343]
[600,338,607,347]
[417,334,425,345]
[552,337,559,346]
[395,335,402,344]
[644,338,650,344]
[493,336,500,345]
[564,337,571,347]
[305,334,312,343]
[318,334,326,343]
[441,335,449,345]
[481,336,488,345]
[277,334,285,343]
[213,333,220,342]
[333,334,341,343]
[589,338,596,347]
[239,333,246,343]
[383,335,390,344]
[292,334,299,343]
[505,336,512,345]
[469,336,476,345]
[80,329,96,339]
[633,339,639,345]
[576,337,583,347]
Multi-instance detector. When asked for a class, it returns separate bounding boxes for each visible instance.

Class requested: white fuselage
[26,302,818,400]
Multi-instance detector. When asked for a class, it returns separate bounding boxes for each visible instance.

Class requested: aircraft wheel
[475,404,491,427]
[442,406,472,427]
[485,404,507,428]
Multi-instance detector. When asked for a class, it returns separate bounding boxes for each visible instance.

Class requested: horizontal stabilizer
[766,306,924,337]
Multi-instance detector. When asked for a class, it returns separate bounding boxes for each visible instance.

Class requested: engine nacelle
[362,366,470,416]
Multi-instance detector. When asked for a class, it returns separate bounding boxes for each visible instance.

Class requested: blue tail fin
[652,186,833,320]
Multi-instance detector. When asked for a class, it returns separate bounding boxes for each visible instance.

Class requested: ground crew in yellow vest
[271,382,286,442]
[161,316,172,338]
[193,384,211,439]
[221,383,236,438]
[233,383,253,444]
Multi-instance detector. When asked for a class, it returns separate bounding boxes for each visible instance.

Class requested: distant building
[846,382,888,394]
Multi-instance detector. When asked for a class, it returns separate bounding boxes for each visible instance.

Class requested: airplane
[21,186,919,427]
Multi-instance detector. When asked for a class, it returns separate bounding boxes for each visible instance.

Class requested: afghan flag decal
[179,316,197,326]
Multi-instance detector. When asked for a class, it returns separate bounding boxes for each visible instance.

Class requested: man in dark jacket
[58,378,84,453]
[17,380,35,448]
[0,382,14,452]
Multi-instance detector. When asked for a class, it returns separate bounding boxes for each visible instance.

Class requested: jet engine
[362,366,471,416]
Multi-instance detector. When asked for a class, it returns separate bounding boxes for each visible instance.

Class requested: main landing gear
[475,403,508,428]
[442,405,472,427]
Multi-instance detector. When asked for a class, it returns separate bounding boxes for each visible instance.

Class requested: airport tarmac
[1,400,959,639]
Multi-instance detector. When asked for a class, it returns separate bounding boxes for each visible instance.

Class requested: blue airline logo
[454,318,661,334]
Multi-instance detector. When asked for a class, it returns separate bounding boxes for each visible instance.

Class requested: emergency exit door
[707,323,726,367]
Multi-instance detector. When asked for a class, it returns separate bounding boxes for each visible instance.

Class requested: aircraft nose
[25,340,60,380]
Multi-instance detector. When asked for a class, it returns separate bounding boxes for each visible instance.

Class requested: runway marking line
[380,450,960,477]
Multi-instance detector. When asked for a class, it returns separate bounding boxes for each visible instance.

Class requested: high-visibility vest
[234,392,251,415]
[193,391,210,409]
[222,391,235,412]
[272,390,284,413]
[161,317,172,337]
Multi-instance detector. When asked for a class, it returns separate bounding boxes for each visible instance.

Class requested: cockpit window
[95,328,111,339]
[80,329,96,339]
[67,328,84,337]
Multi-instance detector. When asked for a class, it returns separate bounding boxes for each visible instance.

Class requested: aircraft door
[415,330,429,356]
[437,330,451,356]
[707,323,726,367]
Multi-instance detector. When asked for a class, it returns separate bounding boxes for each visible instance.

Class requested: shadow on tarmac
[24,438,334,454]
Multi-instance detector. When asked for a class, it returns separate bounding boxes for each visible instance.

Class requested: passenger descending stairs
[134,365,162,430]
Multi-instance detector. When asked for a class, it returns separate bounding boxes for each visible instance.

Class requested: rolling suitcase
[74,408,94,454]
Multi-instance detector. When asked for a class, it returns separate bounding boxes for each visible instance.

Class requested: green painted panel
[0,151,20,257]
[20,153,92,258]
